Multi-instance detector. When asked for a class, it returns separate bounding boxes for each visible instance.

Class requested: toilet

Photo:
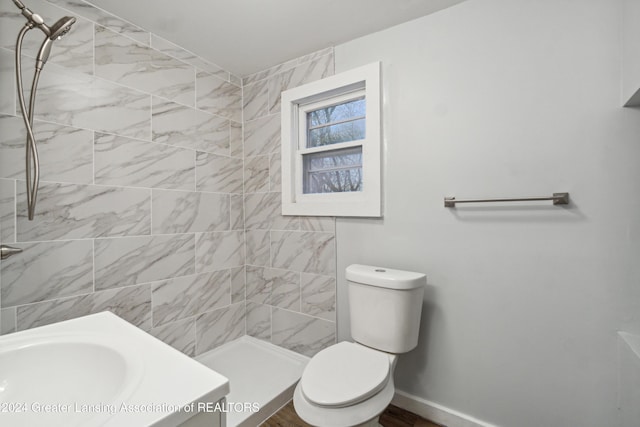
[294,264,426,427]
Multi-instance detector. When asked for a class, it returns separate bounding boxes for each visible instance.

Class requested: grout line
[13,180,17,244]
[16,175,244,194]
[91,239,96,293]
[91,131,95,185]
[148,187,153,236]
[91,22,95,77]
[193,66,198,110]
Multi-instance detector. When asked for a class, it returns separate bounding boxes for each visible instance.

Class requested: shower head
[12,1,76,40]
[49,16,76,40]
[34,17,75,70]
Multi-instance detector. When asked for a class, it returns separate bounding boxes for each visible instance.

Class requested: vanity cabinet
[177,399,226,427]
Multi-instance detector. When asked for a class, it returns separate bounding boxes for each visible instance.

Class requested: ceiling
[87,0,467,77]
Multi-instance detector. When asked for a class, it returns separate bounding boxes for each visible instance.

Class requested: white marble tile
[196,71,241,122]
[44,17,94,74]
[91,285,152,330]
[152,98,230,155]
[1,0,36,50]
[230,194,244,231]
[244,192,298,230]
[95,132,194,190]
[243,114,281,157]
[1,240,93,307]
[0,115,93,184]
[45,0,150,44]
[95,26,195,106]
[149,35,230,80]
[271,272,300,311]
[271,231,336,276]
[245,230,270,267]
[17,283,152,331]
[243,47,331,86]
[94,234,195,291]
[0,179,15,244]
[0,48,14,115]
[272,308,335,357]
[0,307,16,335]
[149,317,196,356]
[33,63,151,140]
[300,217,336,233]
[242,64,286,87]
[150,33,198,63]
[229,74,242,87]
[243,80,269,122]
[16,181,151,241]
[245,265,271,305]
[195,302,245,354]
[301,273,336,321]
[195,231,245,273]
[196,152,243,194]
[191,58,229,81]
[246,301,270,341]
[230,121,243,158]
[268,54,335,114]
[152,189,229,234]
[231,266,245,304]
[269,153,281,192]
[152,270,231,327]
[297,47,334,65]
[246,266,299,311]
[244,155,270,194]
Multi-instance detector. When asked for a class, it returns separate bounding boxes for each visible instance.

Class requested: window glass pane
[307,97,365,127]
[308,119,365,147]
[303,147,363,194]
[306,97,366,148]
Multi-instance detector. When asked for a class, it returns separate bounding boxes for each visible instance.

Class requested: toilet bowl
[294,341,397,426]
[293,265,426,427]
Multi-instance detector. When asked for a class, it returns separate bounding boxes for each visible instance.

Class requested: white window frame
[281,61,381,217]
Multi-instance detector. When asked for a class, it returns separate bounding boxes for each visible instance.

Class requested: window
[281,62,381,217]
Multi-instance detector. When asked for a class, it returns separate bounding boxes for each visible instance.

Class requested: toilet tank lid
[346,264,426,290]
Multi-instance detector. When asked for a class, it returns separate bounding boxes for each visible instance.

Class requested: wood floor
[261,401,444,427]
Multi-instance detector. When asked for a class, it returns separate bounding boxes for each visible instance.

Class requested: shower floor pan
[196,336,309,427]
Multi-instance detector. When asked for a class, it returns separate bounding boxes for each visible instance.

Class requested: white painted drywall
[623,0,640,106]
[618,333,640,427]
[334,0,640,426]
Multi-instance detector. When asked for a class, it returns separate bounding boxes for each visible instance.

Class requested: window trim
[281,61,381,217]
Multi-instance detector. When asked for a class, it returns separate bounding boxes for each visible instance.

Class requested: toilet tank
[346,264,426,354]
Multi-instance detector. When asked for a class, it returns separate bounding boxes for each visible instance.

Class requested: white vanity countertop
[0,312,229,427]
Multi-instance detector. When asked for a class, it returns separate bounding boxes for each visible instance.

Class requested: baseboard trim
[391,390,500,427]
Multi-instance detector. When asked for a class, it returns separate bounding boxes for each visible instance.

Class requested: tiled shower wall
[241,50,338,357]
[0,0,339,359]
[0,0,245,356]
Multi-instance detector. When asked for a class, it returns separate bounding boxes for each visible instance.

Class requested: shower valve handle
[0,245,23,260]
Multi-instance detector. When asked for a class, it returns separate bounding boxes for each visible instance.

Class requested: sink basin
[0,336,142,402]
[0,334,143,426]
[0,312,229,427]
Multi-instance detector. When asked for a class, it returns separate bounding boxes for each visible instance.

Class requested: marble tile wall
[1,0,339,361]
[0,0,244,357]
[241,49,338,357]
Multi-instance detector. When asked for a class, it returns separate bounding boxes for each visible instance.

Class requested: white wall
[334,0,640,426]
[622,0,640,105]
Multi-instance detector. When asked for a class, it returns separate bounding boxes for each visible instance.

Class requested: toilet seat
[300,342,391,408]
[294,372,396,427]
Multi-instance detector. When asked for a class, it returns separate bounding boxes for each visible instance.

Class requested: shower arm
[15,23,41,220]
